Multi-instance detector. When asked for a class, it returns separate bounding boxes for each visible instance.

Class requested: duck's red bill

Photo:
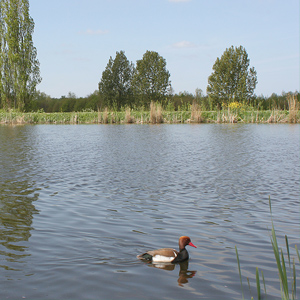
[188,242,197,248]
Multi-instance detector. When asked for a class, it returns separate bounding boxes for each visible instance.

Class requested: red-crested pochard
[137,236,197,263]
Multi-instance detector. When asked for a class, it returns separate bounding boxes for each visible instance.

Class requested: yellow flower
[228,102,242,109]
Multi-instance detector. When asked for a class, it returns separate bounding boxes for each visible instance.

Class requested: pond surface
[0,124,299,299]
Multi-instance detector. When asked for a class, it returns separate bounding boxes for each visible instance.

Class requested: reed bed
[190,101,203,123]
[150,101,163,124]
[288,93,299,123]
[0,108,299,125]
[236,197,300,300]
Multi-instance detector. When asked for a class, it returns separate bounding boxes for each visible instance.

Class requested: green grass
[0,108,299,124]
[235,246,245,300]
[269,197,298,300]
[236,197,300,300]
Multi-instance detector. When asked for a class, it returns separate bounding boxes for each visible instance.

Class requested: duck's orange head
[179,236,197,250]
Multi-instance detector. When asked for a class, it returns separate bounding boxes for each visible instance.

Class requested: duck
[137,236,197,263]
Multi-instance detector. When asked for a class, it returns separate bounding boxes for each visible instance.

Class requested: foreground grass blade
[293,258,296,299]
[261,270,267,295]
[280,249,289,296]
[286,235,291,269]
[247,277,252,296]
[256,267,261,300]
[235,246,245,300]
[296,245,300,263]
[269,197,290,300]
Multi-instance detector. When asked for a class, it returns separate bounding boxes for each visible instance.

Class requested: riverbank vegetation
[1,95,299,124]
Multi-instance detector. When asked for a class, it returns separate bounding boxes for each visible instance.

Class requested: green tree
[207,45,257,108]
[132,50,171,107]
[85,90,101,111]
[0,0,41,111]
[98,50,134,110]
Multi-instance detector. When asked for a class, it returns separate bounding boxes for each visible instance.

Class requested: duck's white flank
[152,251,177,262]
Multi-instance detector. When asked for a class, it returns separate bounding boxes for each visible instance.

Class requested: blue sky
[30,0,299,98]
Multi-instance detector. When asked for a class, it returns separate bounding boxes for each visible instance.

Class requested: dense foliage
[98,50,171,110]
[98,51,134,110]
[207,46,257,108]
[30,90,299,113]
[132,50,171,107]
[0,0,41,111]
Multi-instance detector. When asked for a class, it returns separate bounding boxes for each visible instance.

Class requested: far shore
[0,108,299,125]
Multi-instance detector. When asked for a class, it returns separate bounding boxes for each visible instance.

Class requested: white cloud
[79,29,109,35]
[172,40,197,49]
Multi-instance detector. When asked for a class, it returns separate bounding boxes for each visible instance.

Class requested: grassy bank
[0,106,299,125]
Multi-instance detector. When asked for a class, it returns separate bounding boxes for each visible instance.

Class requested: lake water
[0,124,299,299]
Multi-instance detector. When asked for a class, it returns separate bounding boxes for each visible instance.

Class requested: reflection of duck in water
[137,236,197,263]
[142,259,197,286]
[177,260,197,286]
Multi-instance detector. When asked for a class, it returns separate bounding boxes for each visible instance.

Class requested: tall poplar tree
[0,0,41,111]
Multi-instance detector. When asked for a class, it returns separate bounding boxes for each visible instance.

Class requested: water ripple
[0,124,299,299]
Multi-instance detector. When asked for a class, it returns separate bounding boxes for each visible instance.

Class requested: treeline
[1,40,299,113]
[31,89,299,113]
[26,47,299,113]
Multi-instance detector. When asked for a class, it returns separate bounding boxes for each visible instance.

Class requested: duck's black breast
[172,249,189,263]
